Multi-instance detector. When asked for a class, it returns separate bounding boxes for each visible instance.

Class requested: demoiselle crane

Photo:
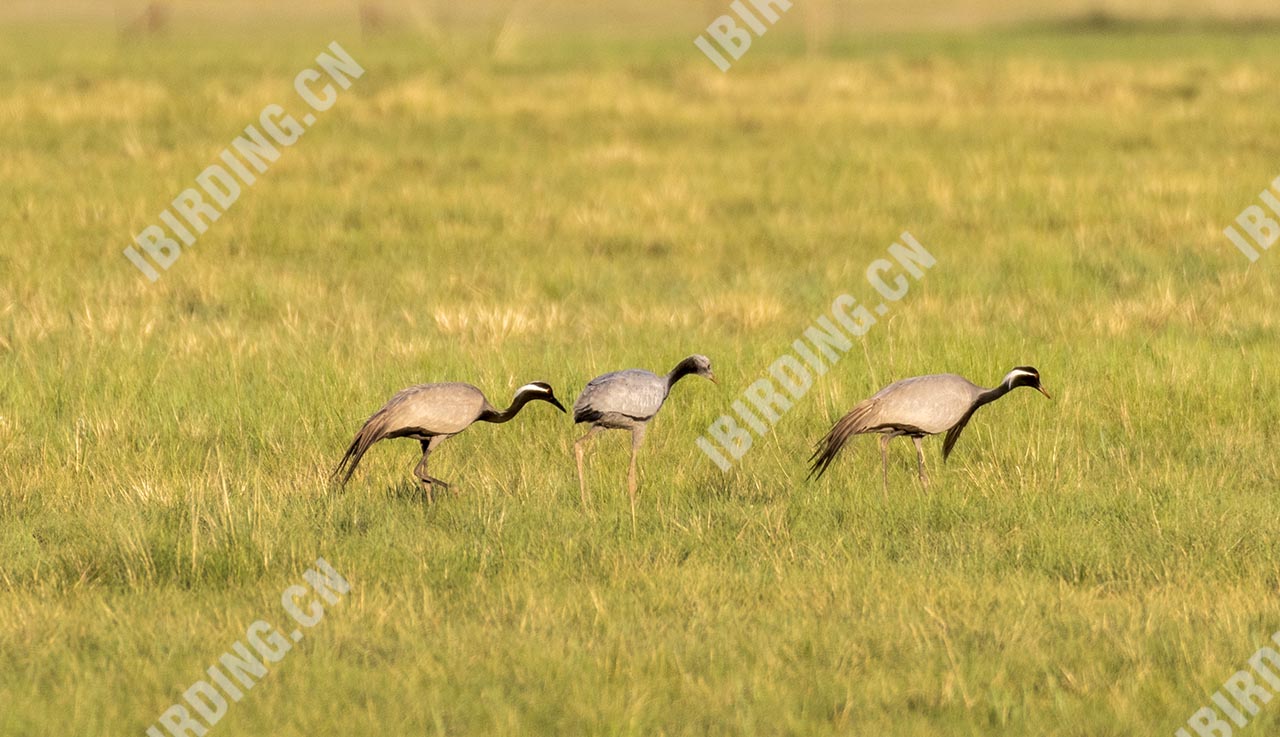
[334,381,566,500]
[808,366,1050,489]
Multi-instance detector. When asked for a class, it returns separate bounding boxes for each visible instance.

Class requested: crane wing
[370,383,487,437]
[573,370,666,423]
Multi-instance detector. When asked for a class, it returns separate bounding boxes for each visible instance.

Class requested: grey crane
[572,355,717,516]
[333,381,566,501]
[808,366,1050,489]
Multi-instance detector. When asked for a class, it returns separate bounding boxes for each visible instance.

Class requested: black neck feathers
[480,391,540,424]
[974,382,1013,409]
[665,357,702,390]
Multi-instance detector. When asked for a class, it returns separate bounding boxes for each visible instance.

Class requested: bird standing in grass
[572,355,717,518]
[333,381,566,501]
[808,366,1050,490]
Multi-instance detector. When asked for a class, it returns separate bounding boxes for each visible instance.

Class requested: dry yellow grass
[3,13,1280,737]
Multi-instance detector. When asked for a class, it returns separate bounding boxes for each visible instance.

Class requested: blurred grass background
[8,0,1280,26]
[2,1,1280,736]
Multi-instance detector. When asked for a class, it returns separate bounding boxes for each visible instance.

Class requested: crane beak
[707,371,719,385]
[1036,385,1052,399]
[549,397,567,413]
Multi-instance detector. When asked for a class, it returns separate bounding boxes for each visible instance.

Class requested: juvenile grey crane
[573,355,717,515]
[808,366,1050,489]
[333,381,566,501]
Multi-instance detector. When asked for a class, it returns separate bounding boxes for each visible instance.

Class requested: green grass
[3,20,1280,737]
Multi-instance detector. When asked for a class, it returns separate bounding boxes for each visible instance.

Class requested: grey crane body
[857,373,984,435]
[333,381,565,500]
[573,369,673,427]
[809,366,1049,488]
[572,355,716,517]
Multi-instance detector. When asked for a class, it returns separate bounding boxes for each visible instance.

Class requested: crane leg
[627,424,647,532]
[912,436,929,489]
[413,437,450,502]
[878,434,891,497]
[574,425,603,508]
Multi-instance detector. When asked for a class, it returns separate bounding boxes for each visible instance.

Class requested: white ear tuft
[1004,369,1037,385]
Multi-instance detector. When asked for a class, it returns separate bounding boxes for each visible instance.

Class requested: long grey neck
[974,381,1013,409]
[479,393,538,424]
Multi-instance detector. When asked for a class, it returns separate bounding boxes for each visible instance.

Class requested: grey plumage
[809,366,1050,488]
[573,369,671,426]
[334,380,566,500]
[572,355,717,518]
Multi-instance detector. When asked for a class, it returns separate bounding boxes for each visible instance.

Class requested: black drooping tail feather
[807,400,877,480]
[331,411,390,487]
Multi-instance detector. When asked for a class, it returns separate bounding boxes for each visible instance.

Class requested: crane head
[1004,366,1050,399]
[515,381,567,412]
[687,354,717,384]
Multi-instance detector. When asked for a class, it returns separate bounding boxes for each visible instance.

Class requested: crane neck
[974,381,1013,408]
[665,358,701,392]
[478,392,539,424]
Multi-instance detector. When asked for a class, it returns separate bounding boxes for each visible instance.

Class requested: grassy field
[3,14,1280,737]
